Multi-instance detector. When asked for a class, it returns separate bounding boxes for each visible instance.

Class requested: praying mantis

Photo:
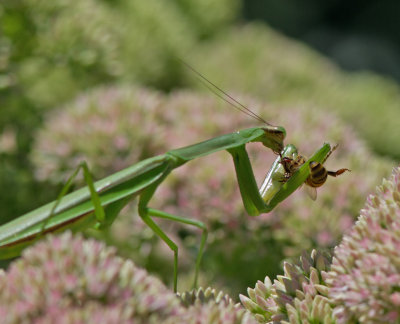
[0,64,349,292]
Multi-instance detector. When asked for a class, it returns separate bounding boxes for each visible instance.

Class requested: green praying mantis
[0,64,350,292]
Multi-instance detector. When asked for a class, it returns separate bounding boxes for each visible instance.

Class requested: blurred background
[0,0,399,296]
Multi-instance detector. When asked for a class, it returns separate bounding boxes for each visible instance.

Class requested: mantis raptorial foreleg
[227,143,331,215]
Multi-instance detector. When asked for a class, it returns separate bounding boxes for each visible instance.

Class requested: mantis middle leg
[138,175,208,293]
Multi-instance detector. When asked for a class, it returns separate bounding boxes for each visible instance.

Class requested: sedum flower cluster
[30,85,392,294]
[240,250,336,323]
[175,287,258,324]
[0,232,256,324]
[0,231,183,324]
[178,286,236,307]
[326,166,400,323]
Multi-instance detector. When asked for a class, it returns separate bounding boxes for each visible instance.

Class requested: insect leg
[138,171,208,293]
[322,144,339,164]
[138,182,179,292]
[327,168,351,177]
[148,208,208,289]
[320,144,350,178]
[39,161,105,235]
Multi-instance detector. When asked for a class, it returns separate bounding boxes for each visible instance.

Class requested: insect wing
[304,185,317,201]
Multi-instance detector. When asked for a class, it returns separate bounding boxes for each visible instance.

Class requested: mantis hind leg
[138,181,208,293]
[38,161,105,236]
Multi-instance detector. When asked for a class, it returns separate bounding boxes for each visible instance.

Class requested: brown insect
[279,145,350,200]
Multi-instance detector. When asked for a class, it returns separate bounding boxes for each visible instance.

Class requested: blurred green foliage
[187,24,400,159]
[0,0,238,223]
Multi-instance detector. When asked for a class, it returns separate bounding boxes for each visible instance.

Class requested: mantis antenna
[179,59,274,126]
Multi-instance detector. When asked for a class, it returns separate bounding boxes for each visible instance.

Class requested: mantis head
[261,126,286,154]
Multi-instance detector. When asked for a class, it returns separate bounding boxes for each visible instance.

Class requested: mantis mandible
[0,63,347,292]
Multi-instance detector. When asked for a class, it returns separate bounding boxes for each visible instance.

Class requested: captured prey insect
[279,144,350,200]
[0,62,349,293]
